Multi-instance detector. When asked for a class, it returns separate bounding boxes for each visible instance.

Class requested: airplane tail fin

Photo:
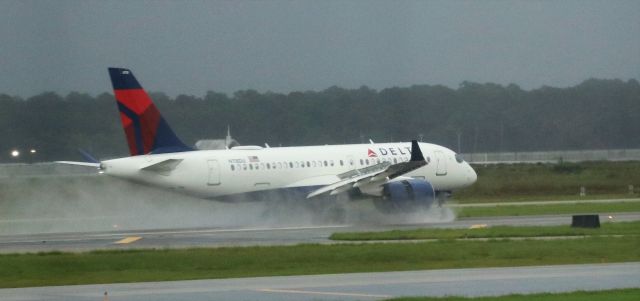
[108,67,192,156]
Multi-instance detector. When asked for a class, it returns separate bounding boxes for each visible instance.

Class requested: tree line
[1,78,638,162]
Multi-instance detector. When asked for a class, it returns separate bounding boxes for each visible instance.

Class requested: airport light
[11,150,20,158]
[30,149,37,154]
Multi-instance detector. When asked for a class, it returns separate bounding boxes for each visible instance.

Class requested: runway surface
[1,263,638,301]
[1,212,639,253]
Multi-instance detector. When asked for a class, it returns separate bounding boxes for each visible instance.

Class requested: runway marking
[469,224,488,229]
[92,225,352,238]
[114,236,142,244]
[257,288,392,298]
[449,198,640,208]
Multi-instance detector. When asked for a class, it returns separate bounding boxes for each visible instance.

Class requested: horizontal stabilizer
[140,158,183,175]
[55,161,101,168]
[78,149,99,164]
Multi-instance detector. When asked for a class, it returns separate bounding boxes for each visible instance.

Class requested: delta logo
[367,149,377,157]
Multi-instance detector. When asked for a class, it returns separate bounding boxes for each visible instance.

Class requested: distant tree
[0,78,638,162]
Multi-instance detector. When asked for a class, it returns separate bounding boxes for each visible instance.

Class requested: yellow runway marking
[114,236,142,244]
[469,224,488,229]
[257,288,392,298]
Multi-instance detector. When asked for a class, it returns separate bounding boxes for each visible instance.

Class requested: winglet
[410,140,425,162]
[78,149,99,164]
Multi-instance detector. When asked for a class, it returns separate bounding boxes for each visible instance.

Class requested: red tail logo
[108,68,191,156]
[367,149,377,157]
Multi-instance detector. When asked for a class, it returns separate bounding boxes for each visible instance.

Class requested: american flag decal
[248,156,260,163]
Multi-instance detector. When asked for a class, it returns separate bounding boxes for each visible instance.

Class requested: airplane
[58,68,477,214]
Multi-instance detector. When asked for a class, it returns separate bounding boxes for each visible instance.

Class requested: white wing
[306,140,427,198]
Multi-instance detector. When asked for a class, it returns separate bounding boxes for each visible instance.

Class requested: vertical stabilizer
[108,67,192,156]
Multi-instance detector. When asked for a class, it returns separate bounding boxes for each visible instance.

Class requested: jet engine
[374,178,436,213]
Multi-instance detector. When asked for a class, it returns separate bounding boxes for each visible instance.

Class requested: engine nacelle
[375,178,436,213]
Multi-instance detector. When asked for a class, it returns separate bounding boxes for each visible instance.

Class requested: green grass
[456,161,640,203]
[458,194,638,204]
[455,200,640,218]
[388,288,640,301]
[1,236,639,288]
[330,221,640,241]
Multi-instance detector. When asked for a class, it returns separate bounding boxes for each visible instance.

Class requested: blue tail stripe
[151,118,193,154]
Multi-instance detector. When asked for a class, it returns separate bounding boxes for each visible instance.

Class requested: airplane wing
[306,140,427,198]
[55,149,101,168]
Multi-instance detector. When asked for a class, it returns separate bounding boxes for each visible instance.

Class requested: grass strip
[456,161,640,202]
[455,201,640,218]
[330,221,640,241]
[457,194,638,204]
[1,236,639,288]
[387,288,640,301]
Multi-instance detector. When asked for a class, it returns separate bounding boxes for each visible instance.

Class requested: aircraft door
[207,159,221,185]
[434,151,447,176]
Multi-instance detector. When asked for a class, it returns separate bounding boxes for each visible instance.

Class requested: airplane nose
[467,164,477,185]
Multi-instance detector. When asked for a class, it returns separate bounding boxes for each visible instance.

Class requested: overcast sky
[1,0,639,97]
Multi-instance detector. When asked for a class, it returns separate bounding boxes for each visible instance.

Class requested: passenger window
[230,165,235,171]
[290,162,294,168]
[340,160,344,166]
[306,161,311,167]
[266,163,271,169]
[365,159,369,165]
[312,161,317,167]
[330,160,334,166]
[360,159,364,165]
[249,164,254,170]
[393,158,397,164]
[243,164,247,170]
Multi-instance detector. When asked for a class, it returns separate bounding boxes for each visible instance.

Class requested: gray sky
[1,0,639,97]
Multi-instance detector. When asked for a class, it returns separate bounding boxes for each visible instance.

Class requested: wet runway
[1,263,638,301]
[1,212,639,253]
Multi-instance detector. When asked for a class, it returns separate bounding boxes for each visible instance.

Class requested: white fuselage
[102,142,477,199]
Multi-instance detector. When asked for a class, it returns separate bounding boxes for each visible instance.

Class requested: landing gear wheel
[436,191,452,207]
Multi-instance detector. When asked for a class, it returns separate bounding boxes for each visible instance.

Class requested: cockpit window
[455,154,465,163]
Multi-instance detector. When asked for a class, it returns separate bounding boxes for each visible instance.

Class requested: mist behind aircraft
[0,175,455,235]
